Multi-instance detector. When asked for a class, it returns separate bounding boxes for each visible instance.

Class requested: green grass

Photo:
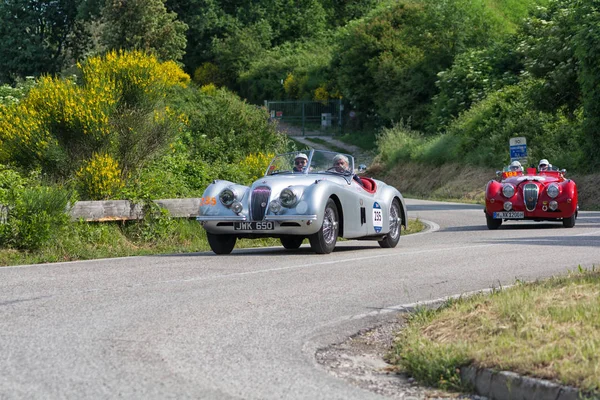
[338,131,378,151]
[0,217,425,266]
[304,137,349,153]
[387,267,600,395]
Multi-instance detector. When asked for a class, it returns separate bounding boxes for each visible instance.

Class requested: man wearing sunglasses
[293,153,309,172]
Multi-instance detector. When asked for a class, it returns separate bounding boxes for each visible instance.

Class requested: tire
[563,213,576,228]
[280,236,304,249]
[309,198,339,254]
[379,199,402,248]
[206,232,236,254]
[486,212,502,230]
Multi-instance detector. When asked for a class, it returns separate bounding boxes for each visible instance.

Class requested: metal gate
[265,99,342,136]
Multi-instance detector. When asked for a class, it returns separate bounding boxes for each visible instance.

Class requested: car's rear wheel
[379,199,402,248]
[280,236,304,249]
[563,213,576,228]
[486,212,502,230]
[309,198,339,254]
[206,232,236,254]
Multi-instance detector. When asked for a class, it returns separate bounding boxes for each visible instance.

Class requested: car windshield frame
[265,150,355,177]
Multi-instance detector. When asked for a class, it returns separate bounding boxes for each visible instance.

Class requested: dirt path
[276,121,376,167]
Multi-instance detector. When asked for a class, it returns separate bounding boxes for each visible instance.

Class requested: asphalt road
[1,199,599,399]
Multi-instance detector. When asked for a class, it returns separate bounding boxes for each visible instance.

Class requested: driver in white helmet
[509,160,522,172]
[293,153,308,173]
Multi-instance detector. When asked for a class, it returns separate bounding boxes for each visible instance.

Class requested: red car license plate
[493,211,524,219]
[234,221,274,230]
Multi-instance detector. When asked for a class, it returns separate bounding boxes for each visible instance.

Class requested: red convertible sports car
[484,166,578,229]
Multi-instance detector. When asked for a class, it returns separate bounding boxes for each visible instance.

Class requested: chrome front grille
[251,186,271,221]
[523,183,539,211]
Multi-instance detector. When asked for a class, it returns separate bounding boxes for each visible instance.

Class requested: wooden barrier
[69,198,202,221]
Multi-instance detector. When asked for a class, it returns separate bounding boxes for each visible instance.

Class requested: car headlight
[502,184,515,198]
[547,184,560,199]
[279,188,297,208]
[269,200,282,213]
[219,188,236,206]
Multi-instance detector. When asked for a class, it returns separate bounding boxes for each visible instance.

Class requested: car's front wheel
[485,212,502,230]
[206,232,236,254]
[563,212,576,228]
[379,199,402,248]
[309,198,339,254]
[280,236,304,249]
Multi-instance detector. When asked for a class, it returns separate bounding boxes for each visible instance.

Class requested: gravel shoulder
[315,315,486,400]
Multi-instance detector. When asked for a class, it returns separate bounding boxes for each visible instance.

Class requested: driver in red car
[538,159,551,172]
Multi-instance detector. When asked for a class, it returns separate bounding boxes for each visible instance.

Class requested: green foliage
[0,184,73,251]
[333,0,502,129]
[388,307,471,391]
[0,51,190,198]
[121,204,176,243]
[428,38,523,133]
[115,86,287,199]
[173,86,287,164]
[0,0,87,83]
[0,77,37,106]
[517,0,580,116]
[239,37,336,103]
[445,80,584,169]
[193,62,227,87]
[100,0,188,62]
[212,21,273,88]
[573,0,600,170]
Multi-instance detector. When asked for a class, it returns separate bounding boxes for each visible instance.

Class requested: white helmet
[295,153,308,161]
[509,160,522,171]
[538,159,549,170]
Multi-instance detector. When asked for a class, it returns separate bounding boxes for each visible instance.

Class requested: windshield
[265,150,355,176]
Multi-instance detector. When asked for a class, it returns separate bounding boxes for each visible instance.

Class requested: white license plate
[493,211,524,219]
[234,221,274,230]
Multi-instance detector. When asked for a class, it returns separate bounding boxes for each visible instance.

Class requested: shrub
[446,79,585,169]
[1,185,73,250]
[76,153,125,200]
[0,50,191,191]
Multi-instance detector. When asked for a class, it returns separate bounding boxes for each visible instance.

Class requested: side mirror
[496,171,502,177]
[357,164,367,173]
[560,169,567,175]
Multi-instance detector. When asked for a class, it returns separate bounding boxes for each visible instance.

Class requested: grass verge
[387,267,600,395]
[0,218,424,266]
[304,137,349,154]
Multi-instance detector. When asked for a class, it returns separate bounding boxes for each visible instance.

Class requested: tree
[0,0,86,83]
[333,0,498,129]
[100,0,188,62]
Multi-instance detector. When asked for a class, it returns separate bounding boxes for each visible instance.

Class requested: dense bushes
[0,166,72,250]
[0,50,190,195]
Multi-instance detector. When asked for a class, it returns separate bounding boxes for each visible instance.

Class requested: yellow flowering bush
[242,152,273,182]
[314,86,330,104]
[76,153,124,200]
[0,50,191,189]
[80,50,190,107]
[200,83,218,96]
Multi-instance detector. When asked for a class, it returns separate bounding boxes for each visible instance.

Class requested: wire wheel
[309,198,339,254]
[379,199,401,248]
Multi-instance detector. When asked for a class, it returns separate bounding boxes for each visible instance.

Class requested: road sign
[509,137,527,162]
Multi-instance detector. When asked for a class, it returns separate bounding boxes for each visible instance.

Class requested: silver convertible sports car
[196,150,407,254]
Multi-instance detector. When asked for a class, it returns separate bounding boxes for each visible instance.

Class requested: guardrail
[69,199,201,221]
